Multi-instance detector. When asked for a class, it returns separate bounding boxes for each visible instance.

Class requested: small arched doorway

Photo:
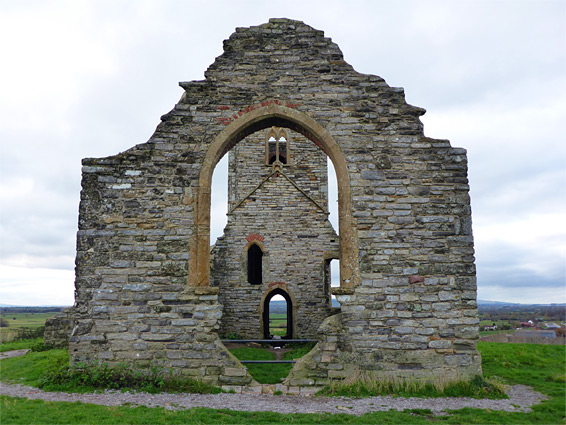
[262,288,293,339]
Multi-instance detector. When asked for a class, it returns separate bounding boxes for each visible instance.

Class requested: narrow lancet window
[248,244,263,285]
[266,127,289,165]
[278,137,287,164]
[268,137,278,164]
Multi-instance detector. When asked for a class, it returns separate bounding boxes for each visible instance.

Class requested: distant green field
[0,313,55,343]
[268,312,287,336]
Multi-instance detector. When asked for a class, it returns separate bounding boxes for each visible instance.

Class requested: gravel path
[0,351,548,416]
[0,382,547,416]
[0,349,29,360]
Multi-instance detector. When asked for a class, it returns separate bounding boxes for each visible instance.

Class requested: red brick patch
[409,275,425,284]
[246,233,264,243]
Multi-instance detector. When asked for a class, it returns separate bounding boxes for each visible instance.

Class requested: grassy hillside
[0,341,564,424]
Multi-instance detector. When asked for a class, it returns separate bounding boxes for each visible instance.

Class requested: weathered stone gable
[67,18,481,387]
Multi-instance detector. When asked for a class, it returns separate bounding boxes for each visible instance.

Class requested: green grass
[479,319,515,328]
[229,343,316,384]
[1,342,565,424]
[477,341,566,423]
[0,337,43,352]
[229,347,291,384]
[319,373,506,399]
[0,397,436,424]
[0,349,69,387]
[0,348,223,395]
[229,346,274,361]
[40,361,223,394]
[283,342,316,359]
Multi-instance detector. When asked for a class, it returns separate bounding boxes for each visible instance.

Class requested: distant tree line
[0,306,69,315]
[479,304,566,324]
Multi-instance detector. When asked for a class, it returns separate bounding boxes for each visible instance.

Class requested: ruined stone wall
[211,128,338,338]
[70,18,481,385]
[70,146,254,384]
[44,308,74,348]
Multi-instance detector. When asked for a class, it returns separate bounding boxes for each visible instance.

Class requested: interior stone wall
[211,128,339,339]
[68,18,482,386]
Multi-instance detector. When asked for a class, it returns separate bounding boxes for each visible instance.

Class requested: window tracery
[266,127,289,165]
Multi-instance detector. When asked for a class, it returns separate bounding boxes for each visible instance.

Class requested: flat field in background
[0,313,55,343]
[268,312,287,336]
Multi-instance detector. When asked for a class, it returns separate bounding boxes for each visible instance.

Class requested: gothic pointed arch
[190,104,359,291]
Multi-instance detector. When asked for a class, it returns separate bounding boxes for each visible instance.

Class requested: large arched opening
[261,288,293,340]
[190,104,358,292]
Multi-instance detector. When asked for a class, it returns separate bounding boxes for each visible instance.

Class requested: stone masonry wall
[211,128,338,338]
[227,128,329,211]
[71,286,253,386]
[71,18,481,385]
[44,308,74,348]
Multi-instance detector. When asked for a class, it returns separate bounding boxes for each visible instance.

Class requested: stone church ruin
[57,18,482,389]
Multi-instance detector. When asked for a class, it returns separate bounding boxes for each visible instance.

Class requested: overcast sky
[1,0,564,306]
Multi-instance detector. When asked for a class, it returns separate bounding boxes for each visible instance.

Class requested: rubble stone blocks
[44,308,74,348]
[59,18,481,386]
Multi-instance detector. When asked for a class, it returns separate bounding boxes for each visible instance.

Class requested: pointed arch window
[266,127,289,165]
[248,243,263,285]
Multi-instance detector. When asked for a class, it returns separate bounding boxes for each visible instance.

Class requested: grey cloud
[1,0,564,304]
